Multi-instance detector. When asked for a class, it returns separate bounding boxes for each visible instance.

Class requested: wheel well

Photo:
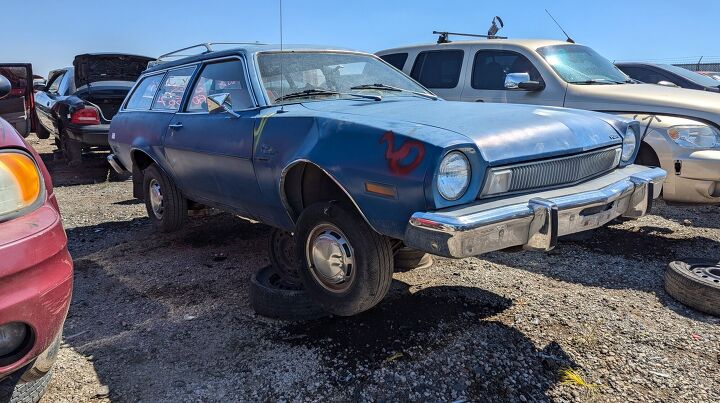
[130,150,155,200]
[282,162,356,222]
[635,142,661,167]
[131,150,155,171]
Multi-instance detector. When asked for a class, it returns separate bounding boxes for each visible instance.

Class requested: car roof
[376,38,570,54]
[144,44,357,73]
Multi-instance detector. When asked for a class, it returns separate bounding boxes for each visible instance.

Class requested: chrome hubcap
[305,224,354,293]
[149,179,164,219]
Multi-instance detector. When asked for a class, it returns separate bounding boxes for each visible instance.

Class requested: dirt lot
[24,137,719,402]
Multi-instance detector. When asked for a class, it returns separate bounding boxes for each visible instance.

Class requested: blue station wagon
[108,43,666,316]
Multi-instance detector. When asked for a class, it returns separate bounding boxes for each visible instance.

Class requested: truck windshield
[257,51,433,104]
[537,45,631,85]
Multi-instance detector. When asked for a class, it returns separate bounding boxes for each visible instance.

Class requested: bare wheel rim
[305,223,355,293]
[688,263,720,285]
[149,178,164,219]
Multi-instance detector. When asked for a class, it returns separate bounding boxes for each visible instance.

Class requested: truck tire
[249,265,328,320]
[142,164,187,232]
[394,247,433,272]
[0,369,53,403]
[294,201,394,316]
[665,259,720,316]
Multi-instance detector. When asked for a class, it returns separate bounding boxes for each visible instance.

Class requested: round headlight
[437,151,470,201]
[621,127,637,162]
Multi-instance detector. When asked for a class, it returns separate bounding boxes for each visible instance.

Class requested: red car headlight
[0,151,42,220]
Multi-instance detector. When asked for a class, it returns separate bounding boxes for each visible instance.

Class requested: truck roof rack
[149,42,267,67]
[433,30,507,44]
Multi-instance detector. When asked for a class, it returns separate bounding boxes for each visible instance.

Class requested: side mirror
[504,72,545,91]
[207,93,240,117]
[657,80,679,88]
[33,81,46,91]
[0,75,11,100]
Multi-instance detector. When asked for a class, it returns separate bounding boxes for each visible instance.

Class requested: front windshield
[659,64,720,87]
[537,45,631,84]
[257,51,431,104]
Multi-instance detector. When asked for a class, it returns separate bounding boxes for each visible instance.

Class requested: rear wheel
[295,202,394,316]
[142,164,187,232]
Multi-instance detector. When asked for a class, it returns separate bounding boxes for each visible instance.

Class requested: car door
[0,63,33,137]
[34,70,70,135]
[162,59,262,216]
[460,49,564,106]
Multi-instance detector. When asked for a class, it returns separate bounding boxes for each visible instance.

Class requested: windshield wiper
[350,83,438,100]
[275,88,381,102]
[568,78,625,85]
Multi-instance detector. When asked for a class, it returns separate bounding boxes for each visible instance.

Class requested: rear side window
[125,74,163,110]
[410,50,464,89]
[380,53,409,71]
[472,50,542,90]
[152,67,196,111]
[47,72,65,94]
[186,60,253,112]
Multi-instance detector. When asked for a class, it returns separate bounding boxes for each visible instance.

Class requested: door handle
[168,123,183,130]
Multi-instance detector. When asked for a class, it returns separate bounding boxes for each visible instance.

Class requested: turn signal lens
[0,152,42,219]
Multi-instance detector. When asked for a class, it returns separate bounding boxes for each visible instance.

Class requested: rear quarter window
[125,74,164,110]
[152,66,196,111]
[380,53,409,71]
[410,50,464,89]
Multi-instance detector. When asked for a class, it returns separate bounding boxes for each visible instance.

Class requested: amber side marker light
[365,182,397,198]
[0,152,41,218]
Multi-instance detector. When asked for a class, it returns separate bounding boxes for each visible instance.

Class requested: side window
[125,74,164,110]
[410,50,464,89]
[186,60,253,112]
[152,67,196,111]
[380,53,409,71]
[618,67,653,83]
[47,72,65,93]
[472,50,542,90]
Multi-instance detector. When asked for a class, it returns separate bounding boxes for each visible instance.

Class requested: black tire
[142,164,187,232]
[249,265,328,320]
[35,123,50,140]
[0,369,53,403]
[394,247,433,272]
[295,202,394,316]
[665,259,720,316]
[268,228,302,286]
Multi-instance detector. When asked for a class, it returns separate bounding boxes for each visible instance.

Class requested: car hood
[566,83,720,126]
[303,99,626,165]
[73,54,153,88]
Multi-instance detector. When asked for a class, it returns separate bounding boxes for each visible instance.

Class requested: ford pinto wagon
[108,43,666,316]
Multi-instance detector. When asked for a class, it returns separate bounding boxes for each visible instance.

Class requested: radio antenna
[545,9,575,43]
[279,0,286,112]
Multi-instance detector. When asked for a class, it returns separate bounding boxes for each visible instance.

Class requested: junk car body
[108,43,665,316]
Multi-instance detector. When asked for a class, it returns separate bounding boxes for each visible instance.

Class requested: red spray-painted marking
[380,131,425,175]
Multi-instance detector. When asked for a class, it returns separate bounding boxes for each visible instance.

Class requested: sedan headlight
[437,151,471,201]
[0,151,42,220]
[621,126,637,162]
[667,125,720,148]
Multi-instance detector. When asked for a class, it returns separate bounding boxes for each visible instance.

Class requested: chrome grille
[481,147,621,197]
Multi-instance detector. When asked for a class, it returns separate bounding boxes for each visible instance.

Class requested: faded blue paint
[109,45,639,240]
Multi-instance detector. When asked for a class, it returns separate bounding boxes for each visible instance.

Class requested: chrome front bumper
[404,165,667,258]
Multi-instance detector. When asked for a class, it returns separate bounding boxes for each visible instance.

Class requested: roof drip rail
[149,42,267,67]
[433,31,507,44]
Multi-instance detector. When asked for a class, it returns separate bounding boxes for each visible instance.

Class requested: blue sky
[2,0,718,77]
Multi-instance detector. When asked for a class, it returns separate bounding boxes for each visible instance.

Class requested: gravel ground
[23,138,719,402]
